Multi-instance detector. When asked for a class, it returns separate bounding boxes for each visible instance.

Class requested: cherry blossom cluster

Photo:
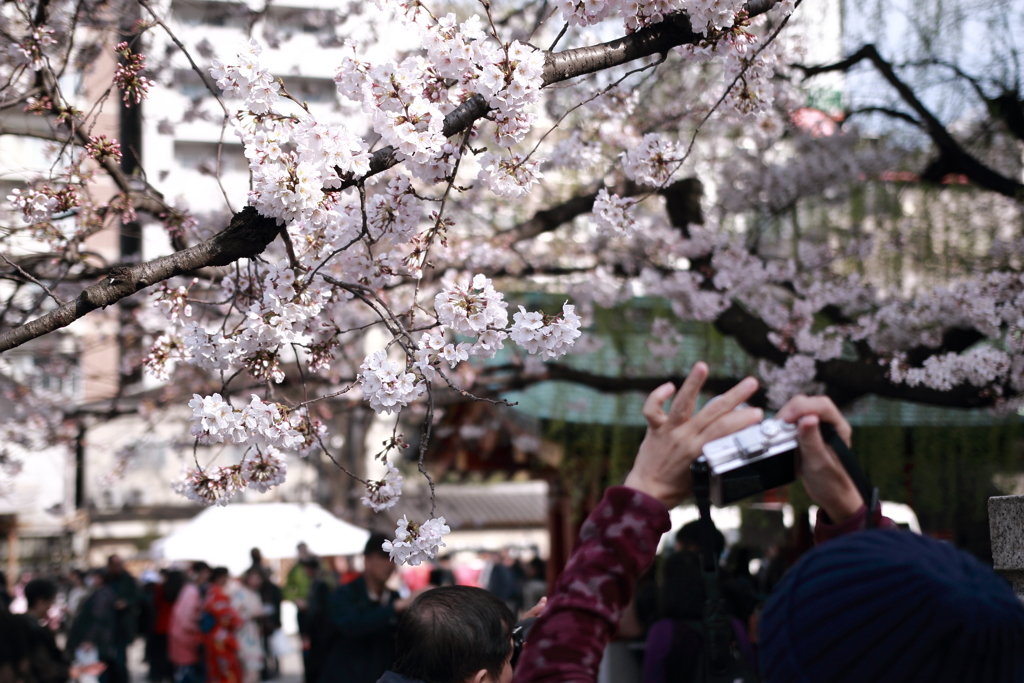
[188,393,306,450]
[175,465,246,506]
[240,447,288,492]
[888,348,1015,393]
[721,35,778,118]
[8,26,55,71]
[477,152,543,198]
[382,515,451,566]
[683,0,746,35]
[621,134,678,186]
[554,0,745,34]
[85,135,123,164]
[509,303,583,359]
[337,12,545,192]
[549,132,603,171]
[591,188,637,236]
[759,355,821,409]
[358,351,426,415]
[212,40,370,225]
[7,188,58,224]
[113,42,153,106]
[361,461,404,511]
[210,38,280,113]
[434,273,510,337]
[415,330,472,378]
[356,275,583,415]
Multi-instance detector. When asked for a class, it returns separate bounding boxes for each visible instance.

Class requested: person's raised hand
[777,394,862,523]
[623,362,763,509]
[522,596,547,619]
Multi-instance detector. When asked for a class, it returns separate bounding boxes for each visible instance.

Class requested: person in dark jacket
[378,586,517,683]
[0,598,30,683]
[20,579,70,683]
[302,558,332,683]
[67,570,118,676]
[105,556,139,683]
[317,534,418,683]
[17,578,107,683]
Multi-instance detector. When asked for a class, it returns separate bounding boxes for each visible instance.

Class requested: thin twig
[0,253,64,306]
[548,22,569,51]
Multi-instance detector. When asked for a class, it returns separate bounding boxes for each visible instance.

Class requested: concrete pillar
[988,495,1024,600]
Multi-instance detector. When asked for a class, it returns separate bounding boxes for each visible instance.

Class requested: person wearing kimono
[204,568,243,683]
[230,570,265,683]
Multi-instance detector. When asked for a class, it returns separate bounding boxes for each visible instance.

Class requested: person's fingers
[696,406,765,445]
[778,395,852,446]
[690,376,759,433]
[667,362,708,425]
[642,382,677,429]
[794,414,830,469]
[523,596,547,619]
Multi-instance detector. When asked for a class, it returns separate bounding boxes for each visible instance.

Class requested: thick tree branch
[479,362,758,402]
[0,207,279,353]
[801,45,1024,200]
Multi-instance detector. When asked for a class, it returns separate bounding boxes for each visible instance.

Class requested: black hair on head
[211,566,230,582]
[192,561,211,574]
[392,585,515,683]
[676,519,725,558]
[24,578,58,608]
[364,532,391,557]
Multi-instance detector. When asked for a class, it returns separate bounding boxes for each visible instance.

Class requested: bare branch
[800,44,1024,200]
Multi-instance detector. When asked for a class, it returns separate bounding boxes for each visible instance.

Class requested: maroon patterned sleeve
[513,486,671,683]
[813,503,897,544]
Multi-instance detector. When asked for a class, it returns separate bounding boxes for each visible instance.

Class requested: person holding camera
[511,362,1024,683]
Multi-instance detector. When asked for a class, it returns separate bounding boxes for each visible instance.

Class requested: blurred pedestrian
[146,569,183,683]
[169,561,211,683]
[18,577,106,683]
[520,558,546,615]
[486,550,521,614]
[105,555,139,683]
[0,594,30,683]
[283,542,314,612]
[65,570,88,624]
[66,569,118,679]
[0,571,11,611]
[230,570,265,683]
[301,558,332,683]
[318,534,419,683]
[205,567,243,683]
[255,565,282,680]
[428,556,456,588]
[248,549,268,580]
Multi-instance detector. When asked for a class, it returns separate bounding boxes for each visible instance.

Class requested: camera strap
[818,423,879,530]
[691,458,742,682]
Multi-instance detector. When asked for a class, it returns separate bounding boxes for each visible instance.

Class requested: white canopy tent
[151,502,370,575]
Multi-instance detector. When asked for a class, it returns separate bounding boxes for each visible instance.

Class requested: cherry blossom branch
[0,0,781,356]
[0,207,280,352]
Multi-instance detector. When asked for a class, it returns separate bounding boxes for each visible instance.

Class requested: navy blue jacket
[317,576,398,683]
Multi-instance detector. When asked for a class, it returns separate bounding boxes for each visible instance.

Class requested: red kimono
[204,583,244,683]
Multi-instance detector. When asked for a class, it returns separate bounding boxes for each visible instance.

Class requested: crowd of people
[4,362,1024,683]
[0,549,290,683]
[0,536,546,683]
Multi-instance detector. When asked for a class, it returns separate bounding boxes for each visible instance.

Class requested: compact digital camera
[700,418,799,507]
